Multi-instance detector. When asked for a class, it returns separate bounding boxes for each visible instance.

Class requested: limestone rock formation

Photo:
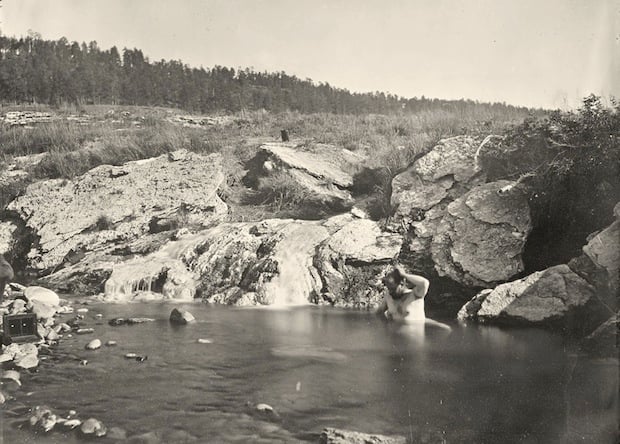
[431,180,531,287]
[66,213,403,307]
[7,149,227,271]
[457,264,596,323]
[244,142,365,208]
[391,135,484,218]
[389,136,531,289]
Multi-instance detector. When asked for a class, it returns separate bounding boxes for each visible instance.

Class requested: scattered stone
[15,353,39,369]
[86,339,102,350]
[125,353,138,359]
[76,308,89,313]
[105,340,117,346]
[80,418,107,437]
[29,406,57,432]
[169,308,195,325]
[24,286,60,307]
[95,313,103,319]
[109,317,156,326]
[63,419,82,429]
[58,323,72,332]
[135,355,148,362]
[30,301,57,320]
[56,306,74,314]
[76,328,95,334]
[68,410,77,416]
[0,391,5,404]
[255,403,274,412]
[46,329,60,341]
[4,370,23,385]
[319,428,407,444]
[80,360,89,366]
[197,338,212,344]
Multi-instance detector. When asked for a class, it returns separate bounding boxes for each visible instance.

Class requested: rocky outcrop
[391,136,530,288]
[244,142,365,208]
[580,204,619,294]
[7,150,227,271]
[430,181,531,287]
[458,264,596,323]
[459,201,618,327]
[391,135,485,218]
[61,212,401,306]
[319,428,406,444]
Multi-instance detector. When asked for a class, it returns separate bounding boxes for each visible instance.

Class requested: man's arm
[396,266,430,298]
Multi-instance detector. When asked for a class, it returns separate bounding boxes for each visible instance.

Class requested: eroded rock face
[7,150,227,271]
[244,142,365,208]
[458,264,596,323]
[431,180,531,287]
[91,213,401,307]
[581,216,619,294]
[391,135,484,217]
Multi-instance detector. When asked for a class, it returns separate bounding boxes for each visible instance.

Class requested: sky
[1,0,617,109]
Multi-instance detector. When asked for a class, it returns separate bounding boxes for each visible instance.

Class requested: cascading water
[263,224,330,306]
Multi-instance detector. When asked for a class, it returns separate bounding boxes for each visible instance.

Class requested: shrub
[479,95,620,270]
[95,215,114,231]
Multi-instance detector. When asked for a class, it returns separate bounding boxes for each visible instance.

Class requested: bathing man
[0,254,14,305]
[377,264,450,329]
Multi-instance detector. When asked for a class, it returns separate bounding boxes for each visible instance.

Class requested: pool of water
[3,303,618,443]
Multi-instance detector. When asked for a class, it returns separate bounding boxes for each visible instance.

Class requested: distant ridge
[0,33,539,116]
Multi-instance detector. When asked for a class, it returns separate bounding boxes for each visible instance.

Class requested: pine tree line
[0,33,535,115]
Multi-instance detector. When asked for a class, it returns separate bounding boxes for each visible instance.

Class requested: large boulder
[458,264,596,324]
[244,142,365,209]
[581,207,619,294]
[7,150,227,271]
[390,137,531,291]
[431,180,531,287]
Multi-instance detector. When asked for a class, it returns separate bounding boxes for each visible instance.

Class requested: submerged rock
[80,418,107,437]
[458,264,596,324]
[581,311,619,358]
[109,317,155,326]
[29,406,57,432]
[169,308,195,325]
[86,339,102,350]
[319,427,406,444]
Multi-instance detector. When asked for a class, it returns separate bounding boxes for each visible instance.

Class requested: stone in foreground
[458,264,596,324]
[169,308,195,325]
[319,428,406,444]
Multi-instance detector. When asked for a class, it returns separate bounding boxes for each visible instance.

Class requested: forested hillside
[0,33,538,116]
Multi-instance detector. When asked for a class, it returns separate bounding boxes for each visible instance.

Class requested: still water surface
[3,303,618,443]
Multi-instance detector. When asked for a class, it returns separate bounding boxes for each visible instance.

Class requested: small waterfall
[264,224,330,306]
[103,234,205,302]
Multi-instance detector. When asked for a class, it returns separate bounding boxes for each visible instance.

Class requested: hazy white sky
[1,0,617,109]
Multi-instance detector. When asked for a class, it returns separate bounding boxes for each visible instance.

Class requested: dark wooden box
[3,313,39,343]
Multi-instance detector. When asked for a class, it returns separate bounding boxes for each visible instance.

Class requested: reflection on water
[3,304,618,443]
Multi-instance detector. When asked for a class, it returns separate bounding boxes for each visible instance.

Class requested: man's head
[382,267,404,296]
